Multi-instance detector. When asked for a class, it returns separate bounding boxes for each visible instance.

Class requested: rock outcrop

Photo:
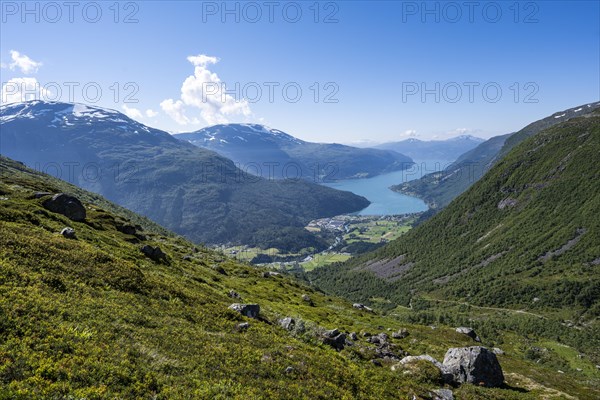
[140,245,167,262]
[455,327,481,342]
[43,193,86,221]
[228,304,260,319]
[60,227,76,239]
[442,346,504,387]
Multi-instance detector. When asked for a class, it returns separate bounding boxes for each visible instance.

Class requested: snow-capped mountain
[175,124,414,181]
[0,101,166,138]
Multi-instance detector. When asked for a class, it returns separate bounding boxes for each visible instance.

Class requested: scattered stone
[349,332,358,341]
[182,255,193,261]
[321,329,346,351]
[212,265,227,275]
[60,227,76,239]
[324,328,340,338]
[228,289,241,299]
[371,359,382,367]
[237,322,250,331]
[140,245,167,262]
[497,197,518,210]
[576,368,583,372]
[262,271,280,278]
[392,328,409,339]
[432,388,454,400]
[352,303,373,312]
[394,354,452,381]
[279,317,295,331]
[367,336,381,345]
[362,331,372,337]
[456,327,481,342]
[228,303,260,319]
[42,193,86,221]
[375,342,405,361]
[492,348,505,355]
[284,366,294,374]
[442,346,504,388]
[557,370,564,374]
[301,294,311,302]
[397,355,445,370]
[377,333,389,343]
[33,191,52,199]
[116,223,137,235]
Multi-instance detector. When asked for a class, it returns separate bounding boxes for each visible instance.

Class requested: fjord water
[322,161,447,215]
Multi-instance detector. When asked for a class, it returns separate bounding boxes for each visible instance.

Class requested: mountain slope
[393,102,600,209]
[1,155,596,399]
[0,101,369,251]
[175,124,414,181]
[310,110,600,360]
[375,135,485,164]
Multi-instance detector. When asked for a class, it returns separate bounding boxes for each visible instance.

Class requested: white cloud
[1,77,51,104]
[450,128,470,135]
[161,54,252,126]
[9,50,42,74]
[401,129,418,138]
[187,54,219,66]
[145,109,158,118]
[160,99,191,125]
[121,104,144,120]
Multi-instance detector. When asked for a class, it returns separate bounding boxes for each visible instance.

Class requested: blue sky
[1,0,598,143]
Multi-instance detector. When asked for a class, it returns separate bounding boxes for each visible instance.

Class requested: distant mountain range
[0,101,369,251]
[375,135,485,164]
[174,124,414,181]
[392,102,600,209]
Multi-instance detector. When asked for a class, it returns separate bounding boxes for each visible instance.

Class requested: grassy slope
[1,157,595,398]
[310,113,600,370]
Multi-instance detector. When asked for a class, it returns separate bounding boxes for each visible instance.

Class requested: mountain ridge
[175,124,414,181]
[392,101,600,209]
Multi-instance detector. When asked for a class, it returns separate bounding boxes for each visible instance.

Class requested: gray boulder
[456,327,480,342]
[324,328,340,338]
[352,303,373,312]
[279,317,295,331]
[42,193,86,221]
[322,332,346,351]
[141,245,167,262]
[442,346,504,387]
[228,303,260,319]
[431,388,454,400]
[237,322,250,331]
[395,355,453,383]
[392,328,409,339]
[60,227,76,239]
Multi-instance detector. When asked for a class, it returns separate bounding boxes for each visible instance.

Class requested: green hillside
[310,111,600,367]
[2,156,598,398]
